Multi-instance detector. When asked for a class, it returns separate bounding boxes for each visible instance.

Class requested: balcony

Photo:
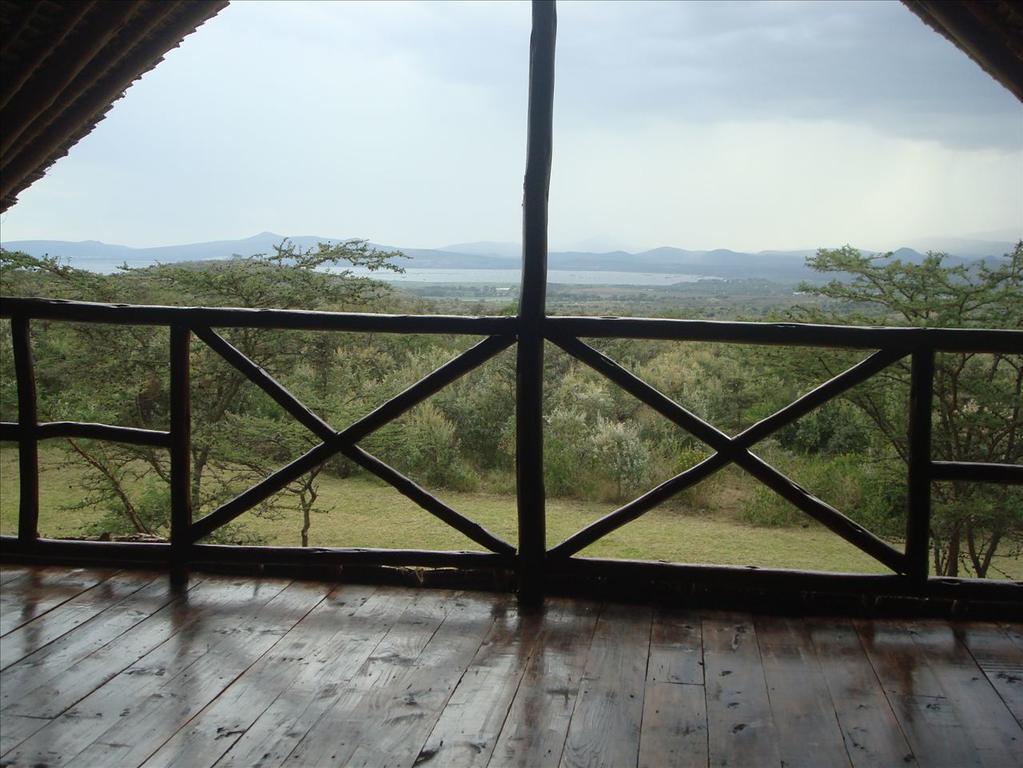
[1,2,1022,766]
[2,564,1021,768]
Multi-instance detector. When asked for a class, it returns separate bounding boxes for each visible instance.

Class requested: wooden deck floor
[0,566,1020,768]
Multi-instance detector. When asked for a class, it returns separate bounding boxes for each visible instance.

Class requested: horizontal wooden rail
[6,297,1022,353]
[931,461,1023,485]
[1,296,518,335]
[1,421,171,448]
[546,316,1023,353]
[546,557,1022,602]
[0,536,513,570]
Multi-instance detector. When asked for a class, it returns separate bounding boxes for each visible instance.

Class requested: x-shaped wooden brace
[546,334,909,574]
[186,327,516,555]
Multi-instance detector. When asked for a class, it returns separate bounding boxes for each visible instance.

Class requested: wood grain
[703,612,780,768]
[560,603,651,768]
[0,566,1019,768]
[808,617,917,768]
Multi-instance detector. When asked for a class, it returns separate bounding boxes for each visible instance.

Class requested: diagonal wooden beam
[736,348,908,446]
[551,334,907,573]
[189,335,515,543]
[548,453,731,559]
[548,333,729,448]
[340,444,515,555]
[194,326,335,441]
[339,334,516,444]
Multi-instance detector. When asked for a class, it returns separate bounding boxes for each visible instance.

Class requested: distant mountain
[440,241,521,259]
[0,232,992,283]
[902,236,1017,259]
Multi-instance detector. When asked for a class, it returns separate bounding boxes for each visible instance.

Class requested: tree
[0,240,404,544]
[790,244,1023,577]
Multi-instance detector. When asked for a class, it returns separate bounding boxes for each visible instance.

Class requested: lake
[340,267,708,285]
[65,258,711,286]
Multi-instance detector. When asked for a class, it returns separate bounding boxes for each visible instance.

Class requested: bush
[400,403,479,492]
[741,452,903,537]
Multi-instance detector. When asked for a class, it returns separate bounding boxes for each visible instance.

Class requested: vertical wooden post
[12,317,39,547]
[906,348,934,581]
[169,325,192,584]
[516,0,556,604]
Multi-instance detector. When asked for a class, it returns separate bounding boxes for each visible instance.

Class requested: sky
[1,0,1021,253]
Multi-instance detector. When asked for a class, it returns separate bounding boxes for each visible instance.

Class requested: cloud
[554,0,1021,150]
[0,0,1019,251]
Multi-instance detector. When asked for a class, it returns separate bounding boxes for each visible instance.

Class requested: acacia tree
[791,244,1022,577]
[0,240,403,544]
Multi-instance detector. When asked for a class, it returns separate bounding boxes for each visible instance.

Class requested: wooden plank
[959,622,1023,724]
[755,615,849,768]
[138,583,377,768]
[212,587,421,768]
[639,681,708,768]
[3,576,290,721]
[0,575,285,761]
[647,608,703,686]
[1,574,190,712]
[415,602,546,767]
[482,599,600,768]
[808,617,916,768]
[0,567,115,636]
[638,607,707,768]
[61,580,328,768]
[340,595,497,767]
[703,612,780,768]
[0,570,156,669]
[856,618,982,767]
[559,603,651,768]
[1004,624,1023,648]
[276,590,459,766]
[0,564,32,585]
[0,713,52,756]
[905,620,1022,767]
[18,580,326,768]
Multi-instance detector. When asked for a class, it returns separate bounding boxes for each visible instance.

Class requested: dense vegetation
[1,242,1020,578]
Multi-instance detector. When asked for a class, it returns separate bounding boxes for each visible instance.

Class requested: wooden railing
[1,3,1020,608]
[1,296,1021,606]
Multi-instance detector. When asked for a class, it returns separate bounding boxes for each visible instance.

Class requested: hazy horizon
[1,1,1020,253]
[4,227,1021,256]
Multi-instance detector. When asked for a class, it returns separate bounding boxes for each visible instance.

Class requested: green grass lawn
[2,446,1019,578]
